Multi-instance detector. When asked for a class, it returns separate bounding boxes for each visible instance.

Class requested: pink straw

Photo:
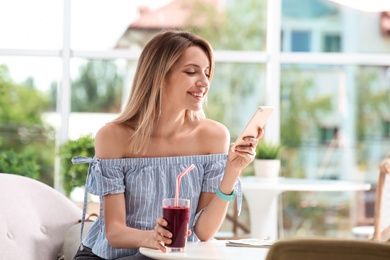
[175,164,195,206]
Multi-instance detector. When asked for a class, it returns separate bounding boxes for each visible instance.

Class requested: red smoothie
[163,205,190,249]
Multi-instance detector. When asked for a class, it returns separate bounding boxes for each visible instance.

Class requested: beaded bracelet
[216,187,237,202]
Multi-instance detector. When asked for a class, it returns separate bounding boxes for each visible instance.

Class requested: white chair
[0,173,82,260]
[352,158,390,242]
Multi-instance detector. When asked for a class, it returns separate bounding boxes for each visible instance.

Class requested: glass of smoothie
[162,198,190,252]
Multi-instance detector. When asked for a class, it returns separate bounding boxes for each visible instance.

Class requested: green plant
[0,65,56,184]
[0,150,41,179]
[255,142,283,160]
[60,135,95,196]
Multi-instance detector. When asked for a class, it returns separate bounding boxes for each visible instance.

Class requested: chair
[265,237,390,260]
[352,158,390,241]
[0,173,82,260]
[373,158,390,241]
[266,158,390,260]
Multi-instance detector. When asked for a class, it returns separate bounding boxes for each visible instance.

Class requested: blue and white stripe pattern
[72,153,242,260]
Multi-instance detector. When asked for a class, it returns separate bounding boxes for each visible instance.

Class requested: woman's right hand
[147,217,191,252]
[150,217,172,252]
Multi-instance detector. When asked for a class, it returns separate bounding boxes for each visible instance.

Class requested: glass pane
[0,0,62,49]
[0,57,60,186]
[67,58,127,139]
[72,0,266,51]
[71,0,170,50]
[280,64,390,182]
[281,190,354,237]
[279,63,390,238]
[0,57,60,91]
[282,0,390,53]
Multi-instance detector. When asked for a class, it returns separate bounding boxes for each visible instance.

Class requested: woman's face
[162,46,210,113]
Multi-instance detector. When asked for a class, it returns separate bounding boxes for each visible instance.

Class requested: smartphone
[232,106,274,149]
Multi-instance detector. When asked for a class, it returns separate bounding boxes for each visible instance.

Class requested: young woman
[73,29,263,259]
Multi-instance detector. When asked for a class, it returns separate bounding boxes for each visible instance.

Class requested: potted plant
[60,135,95,197]
[254,142,283,178]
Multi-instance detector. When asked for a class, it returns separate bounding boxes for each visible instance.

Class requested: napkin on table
[225,238,275,248]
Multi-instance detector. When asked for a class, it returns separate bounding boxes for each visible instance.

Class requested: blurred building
[281,0,390,181]
[116,0,224,49]
[282,0,390,53]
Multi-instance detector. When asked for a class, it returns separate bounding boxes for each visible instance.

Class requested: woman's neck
[152,110,188,139]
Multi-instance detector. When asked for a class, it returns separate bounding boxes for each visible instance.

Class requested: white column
[265,0,281,144]
[54,0,71,192]
[341,9,358,181]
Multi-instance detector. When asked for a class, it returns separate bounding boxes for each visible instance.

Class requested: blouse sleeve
[72,156,125,196]
[201,157,226,193]
[87,158,125,196]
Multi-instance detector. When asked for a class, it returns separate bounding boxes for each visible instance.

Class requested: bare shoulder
[95,122,132,158]
[196,118,230,154]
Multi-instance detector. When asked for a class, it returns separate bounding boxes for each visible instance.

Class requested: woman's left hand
[227,128,264,172]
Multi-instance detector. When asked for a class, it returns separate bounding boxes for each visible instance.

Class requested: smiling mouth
[188,92,204,98]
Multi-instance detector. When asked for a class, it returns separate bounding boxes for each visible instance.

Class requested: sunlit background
[1,0,389,239]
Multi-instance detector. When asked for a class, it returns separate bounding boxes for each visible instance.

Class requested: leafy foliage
[280,68,333,146]
[71,60,122,113]
[255,142,283,160]
[0,65,55,184]
[48,60,123,113]
[60,135,95,196]
[0,66,49,126]
[0,150,41,179]
[355,68,390,140]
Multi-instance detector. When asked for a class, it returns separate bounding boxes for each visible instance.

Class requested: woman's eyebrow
[183,63,210,69]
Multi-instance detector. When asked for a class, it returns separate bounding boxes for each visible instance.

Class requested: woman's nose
[196,79,209,88]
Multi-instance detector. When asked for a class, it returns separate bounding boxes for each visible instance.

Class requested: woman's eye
[185,71,196,75]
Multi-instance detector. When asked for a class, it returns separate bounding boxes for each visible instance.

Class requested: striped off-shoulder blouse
[72,154,242,260]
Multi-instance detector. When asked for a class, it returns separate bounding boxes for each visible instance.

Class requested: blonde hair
[113,30,215,155]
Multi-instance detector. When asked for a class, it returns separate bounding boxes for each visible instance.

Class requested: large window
[1,0,390,239]
[279,0,390,238]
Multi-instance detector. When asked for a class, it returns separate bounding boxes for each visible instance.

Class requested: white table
[241,177,371,239]
[140,240,269,260]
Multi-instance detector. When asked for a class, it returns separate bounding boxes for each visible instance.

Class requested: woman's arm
[104,193,146,248]
[193,160,244,240]
[103,194,172,251]
[194,128,263,240]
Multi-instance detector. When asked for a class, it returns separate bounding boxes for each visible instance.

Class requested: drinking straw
[175,164,195,206]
